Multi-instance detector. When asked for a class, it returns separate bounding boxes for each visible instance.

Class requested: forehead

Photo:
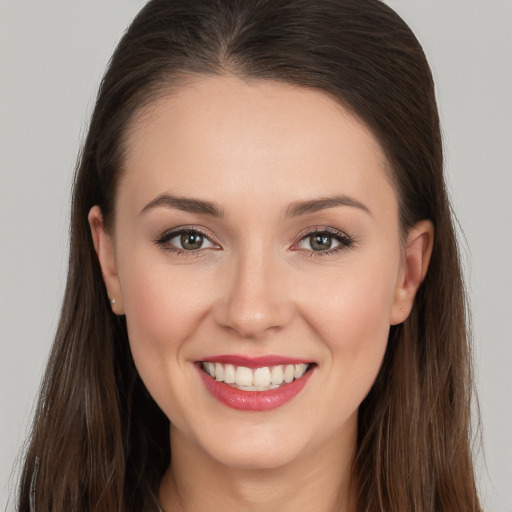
[119,75,396,216]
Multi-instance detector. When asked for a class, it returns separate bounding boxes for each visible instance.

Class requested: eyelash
[154,226,355,257]
[291,226,355,257]
[154,226,219,257]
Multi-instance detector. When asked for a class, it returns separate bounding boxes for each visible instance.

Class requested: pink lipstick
[196,356,315,411]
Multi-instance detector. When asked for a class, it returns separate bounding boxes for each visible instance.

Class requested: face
[90,76,431,471]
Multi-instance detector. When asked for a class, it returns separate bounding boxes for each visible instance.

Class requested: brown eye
[180,231,205,250]
[309,234,333,251]
[156,229,216,252]
[294,228,354,254]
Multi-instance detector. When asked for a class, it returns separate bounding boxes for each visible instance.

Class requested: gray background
[1,1,511,510]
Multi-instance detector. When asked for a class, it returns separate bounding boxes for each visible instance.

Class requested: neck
[159,422,358,512]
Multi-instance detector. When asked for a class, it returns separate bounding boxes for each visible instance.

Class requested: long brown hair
[16,1,481,510]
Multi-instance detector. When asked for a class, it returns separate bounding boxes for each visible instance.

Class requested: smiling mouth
[200,361,313,391]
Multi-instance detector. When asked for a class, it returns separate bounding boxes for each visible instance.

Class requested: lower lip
[197,365,315,411]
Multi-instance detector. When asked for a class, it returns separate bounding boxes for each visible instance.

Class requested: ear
[88,206,125,315]
[390,220,434,325]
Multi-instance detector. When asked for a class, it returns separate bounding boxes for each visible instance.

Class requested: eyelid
[154,225,354,256]
[290,226,355,253]
[154,225,222,253]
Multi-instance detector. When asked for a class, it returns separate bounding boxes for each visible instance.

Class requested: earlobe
[88,206,125,315]
[390,220,434,325]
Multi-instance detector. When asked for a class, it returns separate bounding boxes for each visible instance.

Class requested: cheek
[299,256,399,407]
[119,239,218,339]
[303,256,397,339]
[118,255,214,407]
[124,266,204,344]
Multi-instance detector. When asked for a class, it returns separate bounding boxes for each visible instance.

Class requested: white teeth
[295,363,308,379]
[235,366,253,386]
[215,363,224,382]
[271,365,284,385]
[283,364,295,383]
[223,364,236,384]
[201,361,311,390]
[253,367,271,387]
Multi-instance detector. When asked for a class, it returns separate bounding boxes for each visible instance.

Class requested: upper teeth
[202,362,310,390]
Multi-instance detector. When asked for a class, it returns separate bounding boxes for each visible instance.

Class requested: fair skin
[89,76,433,512]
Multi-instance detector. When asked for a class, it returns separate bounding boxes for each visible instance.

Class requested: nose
[213,248,294,339]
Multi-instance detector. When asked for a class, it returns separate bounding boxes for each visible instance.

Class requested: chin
[196,421,311,470]
[208,443,304,470]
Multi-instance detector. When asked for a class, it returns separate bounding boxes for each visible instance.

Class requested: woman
[16,0,482,510]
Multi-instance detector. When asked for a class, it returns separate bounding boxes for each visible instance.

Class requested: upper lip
[198,354,313,368]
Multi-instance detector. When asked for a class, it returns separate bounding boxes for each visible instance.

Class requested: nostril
[213,299,294,339]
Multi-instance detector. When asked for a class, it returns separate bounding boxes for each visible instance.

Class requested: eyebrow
[140,193,224,217]
[285,195,372,217]
[140,192,371,219]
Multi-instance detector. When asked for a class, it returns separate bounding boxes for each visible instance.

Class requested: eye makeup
[153,224,356,259]
[153,226,221,256]
[291,226,356,257]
